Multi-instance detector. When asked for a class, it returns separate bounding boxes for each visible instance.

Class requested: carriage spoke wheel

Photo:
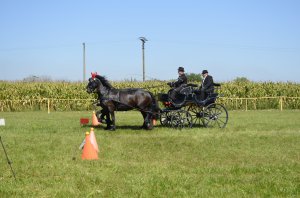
[160,110,172,127]
[170,110,193,129]
[187,104,205,127]
[202,103,228,128]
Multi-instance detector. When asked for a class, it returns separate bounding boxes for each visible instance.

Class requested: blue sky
[1,0,300,82]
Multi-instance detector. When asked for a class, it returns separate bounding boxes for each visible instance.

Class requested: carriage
[158,83,228,129]
[87,73,228,130]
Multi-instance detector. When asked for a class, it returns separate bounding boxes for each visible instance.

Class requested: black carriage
[158,83,228,129]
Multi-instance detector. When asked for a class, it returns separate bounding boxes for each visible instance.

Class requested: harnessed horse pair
[86,73,160,130]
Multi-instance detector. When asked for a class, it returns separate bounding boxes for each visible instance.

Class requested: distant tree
[186,73,202,82]
[123,77,138,82]
[22,75,52,82]
[233,77,250,83]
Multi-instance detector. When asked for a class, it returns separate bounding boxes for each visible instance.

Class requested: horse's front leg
[103,109,111,127]
[96,108,107,124]
[141,111,147,129]
[106,102,116,131]
[101,101,112,130]
[144,112,153,130]
[110,111,116,131]
[142,112,153,130]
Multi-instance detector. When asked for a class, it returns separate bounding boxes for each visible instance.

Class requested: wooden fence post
[245,99,248,111]
[279,96,283,111]
[47,98,50,114]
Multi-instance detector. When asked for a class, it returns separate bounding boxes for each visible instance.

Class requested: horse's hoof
[99,119,106,124]
[145,123,153,130]
[105,126,115,131]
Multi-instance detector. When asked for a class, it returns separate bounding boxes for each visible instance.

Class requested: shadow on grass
[80,124,145,131]
[80,122,208,131]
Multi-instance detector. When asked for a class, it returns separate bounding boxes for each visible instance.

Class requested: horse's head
[86,77,101,94]
[86,72,113,95]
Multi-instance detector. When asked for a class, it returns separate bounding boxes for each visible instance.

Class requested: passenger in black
[167,67,188,101]
[199,70,214,100]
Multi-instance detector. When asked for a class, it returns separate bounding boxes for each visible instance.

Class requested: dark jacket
[172,74,187,88]
[200,75,214,92]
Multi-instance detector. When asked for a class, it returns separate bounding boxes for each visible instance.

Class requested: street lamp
[139,37,147,82]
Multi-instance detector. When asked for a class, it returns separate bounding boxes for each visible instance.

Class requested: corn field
[0,81,299,111]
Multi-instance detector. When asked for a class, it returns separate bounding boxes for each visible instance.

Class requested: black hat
[178,67,185,72]
[202,70,208,74]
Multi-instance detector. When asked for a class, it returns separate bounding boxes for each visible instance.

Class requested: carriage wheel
[202,103,228,128]
[187,104,205,127]
[170,110,193,129]
[179,110,193,128]
[160,111,172,127]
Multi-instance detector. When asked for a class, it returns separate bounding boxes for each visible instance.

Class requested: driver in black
[167,67,188,101]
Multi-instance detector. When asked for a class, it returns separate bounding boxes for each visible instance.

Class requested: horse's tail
[148,91,161,119]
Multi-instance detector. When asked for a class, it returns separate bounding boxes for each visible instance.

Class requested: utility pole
[83,42,86,82]
[139,37,147,82]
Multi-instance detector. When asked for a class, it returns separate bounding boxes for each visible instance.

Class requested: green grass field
[0,110,299,197]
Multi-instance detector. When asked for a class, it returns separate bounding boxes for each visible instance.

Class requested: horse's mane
[95,75,114,89]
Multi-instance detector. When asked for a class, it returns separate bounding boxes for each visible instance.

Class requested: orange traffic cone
[152,119,157,126]
[81,132,98,160]
[89,128,99,152]
[92,111,100,126]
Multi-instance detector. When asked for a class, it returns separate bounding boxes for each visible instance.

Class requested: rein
[138,84,164,90]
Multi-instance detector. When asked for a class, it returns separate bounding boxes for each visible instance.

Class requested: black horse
[86,74,160,130]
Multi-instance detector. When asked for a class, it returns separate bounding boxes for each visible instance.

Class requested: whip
[0,136,16,180]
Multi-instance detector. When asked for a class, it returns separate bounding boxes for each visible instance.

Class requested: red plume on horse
[91,72,98,79]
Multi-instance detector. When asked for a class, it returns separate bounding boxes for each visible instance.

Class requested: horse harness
[99,89,158,115]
